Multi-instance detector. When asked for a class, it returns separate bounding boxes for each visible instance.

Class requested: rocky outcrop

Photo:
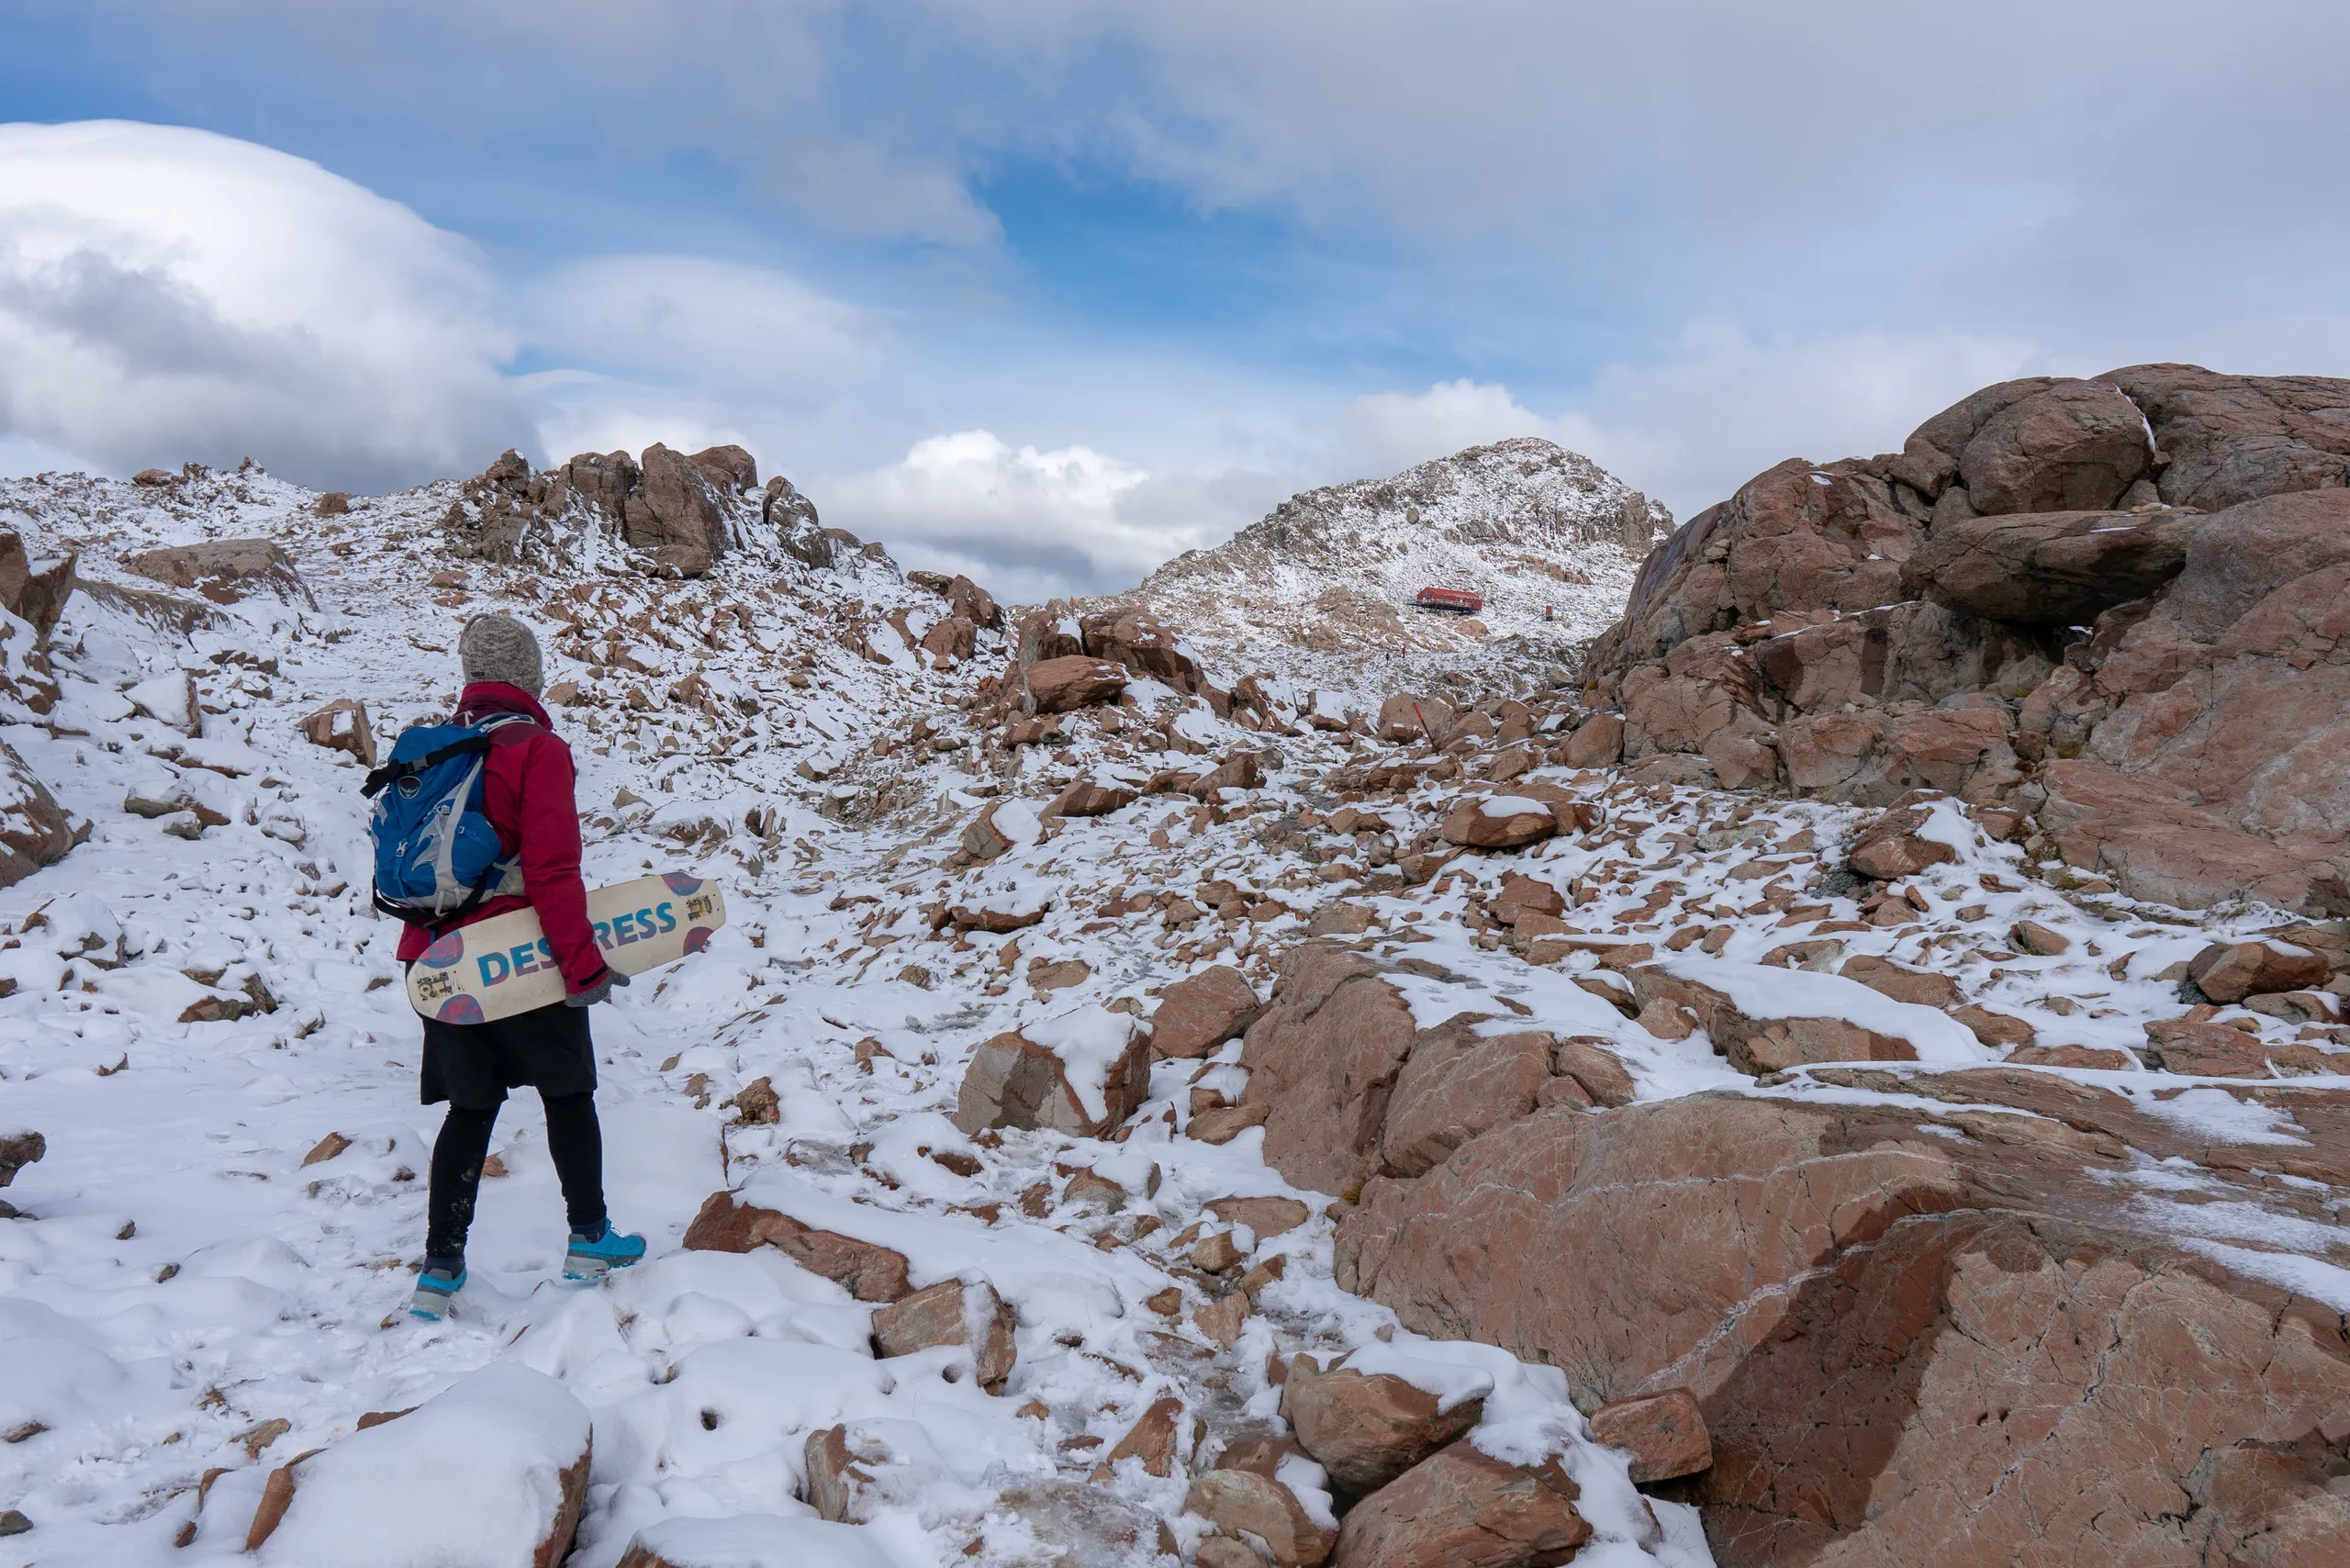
[1324,1071,2350,1567]
[440,443,845,579]
[1080,609,1204,693]
[1586,364,2350,911]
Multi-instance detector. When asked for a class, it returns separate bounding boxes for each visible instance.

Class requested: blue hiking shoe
[563,1220,645,1281]
[409,1262,466,1321]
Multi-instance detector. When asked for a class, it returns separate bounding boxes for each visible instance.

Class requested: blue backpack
[364,713,532,922]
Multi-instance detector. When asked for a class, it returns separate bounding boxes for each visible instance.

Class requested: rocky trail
[0,367,2345,1568]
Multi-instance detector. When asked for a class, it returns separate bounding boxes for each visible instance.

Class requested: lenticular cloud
[0,119,527,490]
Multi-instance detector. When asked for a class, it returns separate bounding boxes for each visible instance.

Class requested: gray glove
[565,969,630,1008]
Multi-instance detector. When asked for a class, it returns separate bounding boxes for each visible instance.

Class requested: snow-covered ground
[0,465,1718,1566]
[2,457,2344,1565]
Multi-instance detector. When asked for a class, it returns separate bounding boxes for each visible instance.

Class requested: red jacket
[392,683,609,994]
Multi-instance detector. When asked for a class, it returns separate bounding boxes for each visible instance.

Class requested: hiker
[374,613,644,1320]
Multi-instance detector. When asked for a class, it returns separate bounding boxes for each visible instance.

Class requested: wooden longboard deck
[406,872,727,1025]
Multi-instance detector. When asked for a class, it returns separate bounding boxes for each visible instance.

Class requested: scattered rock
[2187,939,2332,1003]
[1563,712,1624,767]
[1080,610,1204,692]
[1438,796,1558,851]
[1628,965,1921,1076]
[869,1277,1016,1390]
[1281,1357,1484,1495]
[297,1133,350,1168]
[1204,1195,1312,1240]
[2007,1043,2134,1070]
[1330,1441,1589,1568]
[1095,1394,1184,1478]
[731,1076,780,1126]
[951,1008,1153,1139]
[1377,694,1455,744]
[1148,966,1263,1058]
[1046,778,1138,818]
[1839,955,1962,1009]
[1549,1037,1637,1107]
[1381,1025,1553,1179]
[1185,1468,1337,1568]
[682,1192,912,1302]
[803,1424,877,1523]
[125,670,201,736]
[1587,1388,1712,1482]
[2141,1018,2273,1077]
[1952,1003,2036,1048]
[1022,655,1128,715]
[0,742,76,890]
[1846,799,1959,880]
[0,1128,42,1188]
[296,699,377,767]
[2009,920,2071,957]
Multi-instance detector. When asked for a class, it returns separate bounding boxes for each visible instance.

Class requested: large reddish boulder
[1330,1441,1590,1568]
[1326,1070,2350,1568]
[1584,366,2350,912]
[2040,486,2350,912]
[2107,363,2350,511]
[1237,945,1425,1197]
[1953,380,2152,516]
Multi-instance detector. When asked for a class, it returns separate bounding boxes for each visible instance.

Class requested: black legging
[426,1091,607,1260]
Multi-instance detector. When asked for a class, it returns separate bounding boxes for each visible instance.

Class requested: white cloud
[0,120,527,491]
[820,431,1275,602]
[527,253,885,405]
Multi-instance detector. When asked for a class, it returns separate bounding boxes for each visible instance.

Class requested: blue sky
[6,1,2349,597]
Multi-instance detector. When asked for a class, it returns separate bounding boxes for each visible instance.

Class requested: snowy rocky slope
[1112,438,1669,663]
[0,405,2344,1568]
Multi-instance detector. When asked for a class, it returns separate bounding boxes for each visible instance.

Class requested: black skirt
[419,996,598,1108]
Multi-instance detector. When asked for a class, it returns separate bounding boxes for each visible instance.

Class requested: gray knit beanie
[458,613,544,697]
